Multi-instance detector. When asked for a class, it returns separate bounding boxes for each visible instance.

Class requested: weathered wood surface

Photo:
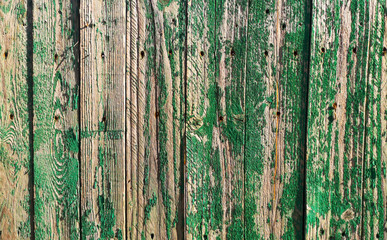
[80,0,126,239]
[0,0,386,239]
[33,0,80,238]
[0,0,30,239]
[244,0,310,239]
[306,0,387,239]
[126,0,185,239]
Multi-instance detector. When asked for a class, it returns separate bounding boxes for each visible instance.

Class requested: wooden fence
[0,0,386,239]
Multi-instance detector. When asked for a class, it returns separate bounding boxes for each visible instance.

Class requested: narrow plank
[33,0,80,238]
[244,0,310,238]
[362,1,387,239]
[306,0,377,238]
[185,0,217,238]
[127,0,185,239]
[0,0,30,238]
[80,0,126,239]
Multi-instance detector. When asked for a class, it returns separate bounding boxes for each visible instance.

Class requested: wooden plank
[126,0,185,239]
[244,0,310,238]
[185,0,248,238]
[33,0,80,238]
[185,0,217,238]
[80,0,126,239]
[306,0,380,238]
[362,2,387,239]
[212,0,248,239]
[0,0,31,238]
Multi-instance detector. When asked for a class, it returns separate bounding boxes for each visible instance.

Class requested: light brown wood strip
[0,0,30,238]
[80,0,126,238]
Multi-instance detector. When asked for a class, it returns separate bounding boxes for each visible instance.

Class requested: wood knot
[230,48,235,56]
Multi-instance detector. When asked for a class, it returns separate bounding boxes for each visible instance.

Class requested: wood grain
[244,0,310,238]
[0,0,30,239]
[185,0,248,238]
[185,0,217,238]
[126,0,185,239]
[362,1,387,239]
[33,0,80,238]
[305,0,385,239]
[80,0,126,239]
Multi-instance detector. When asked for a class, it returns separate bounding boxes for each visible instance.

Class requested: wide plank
[244,0,310,238]
[33,0,80,238]
[0,0,31,238]
[80,0,126,238]
[306,0,380,238]
[126,0,185,239]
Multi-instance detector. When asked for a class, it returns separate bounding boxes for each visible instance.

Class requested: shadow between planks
[0,0,385,239]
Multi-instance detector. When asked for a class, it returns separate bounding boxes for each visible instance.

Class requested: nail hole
[266,9,270,14]
[299,22,302,26]
[352,47,357,54]
[200,51,205,57]
[333,102,337,109]
[342,231,346,237]
[218,116,223,122]
[54,53,58,62]
[282,23,286,30]
[203,234,208,240]
[329,237,334,240]
[140,50,145,59]
[376,233,380,239]
[172,18,176,24]
[293,50,298,56]
[101,52,105,59]
[235,23,238,27]
[156,111,160,118]
[102,116,106,122]
[9,113,14,120]
[151,233,155,239]
[264,50,269,57]
[276,111,280,117]
[4,50,8,59]
[54,115,59,121]
[168,50,172,56]
[383,47,386,56]
[230,48,235,56]
[321,47,325,53]
[320,228,324,235]
[58,10,62,15]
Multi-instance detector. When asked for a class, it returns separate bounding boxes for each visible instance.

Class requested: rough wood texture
[80,0,126,239]
[33,0,80,239]
[185,0,217,238]
[126,0,185,239]
[244,0,310,238]
[306,0,387,239]
[1,1,387,239]
[362,2,386,239]
[0,0,30,239]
